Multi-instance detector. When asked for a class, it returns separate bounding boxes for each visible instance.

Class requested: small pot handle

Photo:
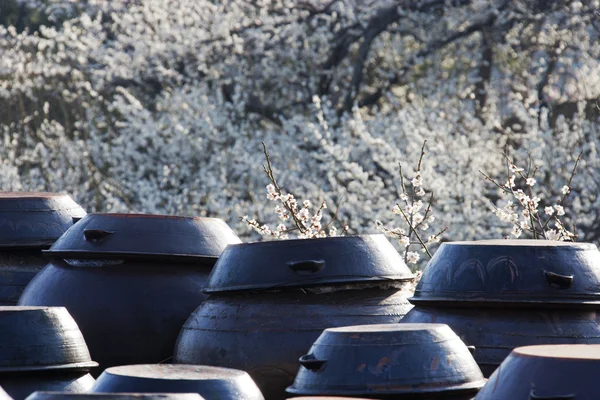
[299,354,327,371]
[287,260,325,274]
[466,346,476,355]
[83,229,114,243]
[543,270,574,289]
[530,389,576,399]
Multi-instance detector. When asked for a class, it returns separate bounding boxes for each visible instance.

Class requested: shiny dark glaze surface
[0,371,94,400]
[401,306,600,377]
[18,260,211,374]
[91,365,264,400]
[0,251,47,306]
[475,344,600,399]
[174,287,414,400]
[0,192,86,305]
[204,235,413,293]
[0,193,85,249]
[45,214,240,261]
[287,323,484,398]
[0,307,96,372]
[411,240,600,306]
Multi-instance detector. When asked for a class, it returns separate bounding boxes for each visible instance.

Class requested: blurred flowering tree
[1,0,600,263]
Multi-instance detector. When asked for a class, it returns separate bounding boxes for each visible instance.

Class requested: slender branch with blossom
[240,142,349,239]
[480,150,582,241]
[376,140,449,265]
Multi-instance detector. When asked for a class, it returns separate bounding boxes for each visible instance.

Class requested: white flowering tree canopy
[1,0,600,267]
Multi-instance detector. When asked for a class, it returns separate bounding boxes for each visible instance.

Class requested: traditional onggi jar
[475,344,600,399]
[401,240,600,377]
[173,235,416,400]
[18,214,241,375]
[287,323,485,400]
[91,365,264,400]
[0,193,86,305]
[0,307,97,400]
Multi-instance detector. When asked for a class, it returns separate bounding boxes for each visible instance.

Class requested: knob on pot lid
[0,306,98,372]
[287,323,485,397]
[26,393,205,400]
[44,213,241,263]
[203,235,414,293]
[0,192,86,248]
[91,365,264,400]
[411,239,600,307]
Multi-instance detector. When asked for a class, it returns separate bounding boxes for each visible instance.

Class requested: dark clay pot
[174,235,415,400]
[0,193,85,305]
[0,373,95,400]
[402,240,600,377]
[26,393,204,400]
[18,214,241,375]
[0,306,97,400]
[475,344,600,400]
[287,324,484,400]
[91,365,264,400]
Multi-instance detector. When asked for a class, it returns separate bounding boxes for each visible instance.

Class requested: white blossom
[406,251,420,264]
[545,229,561,241]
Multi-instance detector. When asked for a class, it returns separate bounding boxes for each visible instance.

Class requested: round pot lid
[26,393,204,400]
[0,306,97,372]
[44,214,241,262]
[91,365,264,400]
[0,193,86,248]
[475,345,600,399]
[287,323,485,397]
[411,240,600,307]
[203,235,414,293]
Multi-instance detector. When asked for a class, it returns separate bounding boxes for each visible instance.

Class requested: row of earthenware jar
[4,191,600,399]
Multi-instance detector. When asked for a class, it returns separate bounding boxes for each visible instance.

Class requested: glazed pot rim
[0,361,98,373]
[408,296,600,308]
[438,239,595,248]
[226,234,388,248]
[0,192,84,211]
[203,275,413,293]
[82,213,226,223]
[0,192,68,199]
[0,241,53,249]
[512,344,600,360]
[286,379,486,396]
[43,250,219,264]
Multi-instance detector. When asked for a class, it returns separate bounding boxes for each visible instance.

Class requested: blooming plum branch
[376,140,449,264]
[240,142,349,240]
[480,150,582,241]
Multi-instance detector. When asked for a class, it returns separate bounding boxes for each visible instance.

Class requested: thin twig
[397,206,433,259]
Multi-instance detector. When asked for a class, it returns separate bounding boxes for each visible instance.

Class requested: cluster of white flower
[484,157,578,241]
[242,184,343,240]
